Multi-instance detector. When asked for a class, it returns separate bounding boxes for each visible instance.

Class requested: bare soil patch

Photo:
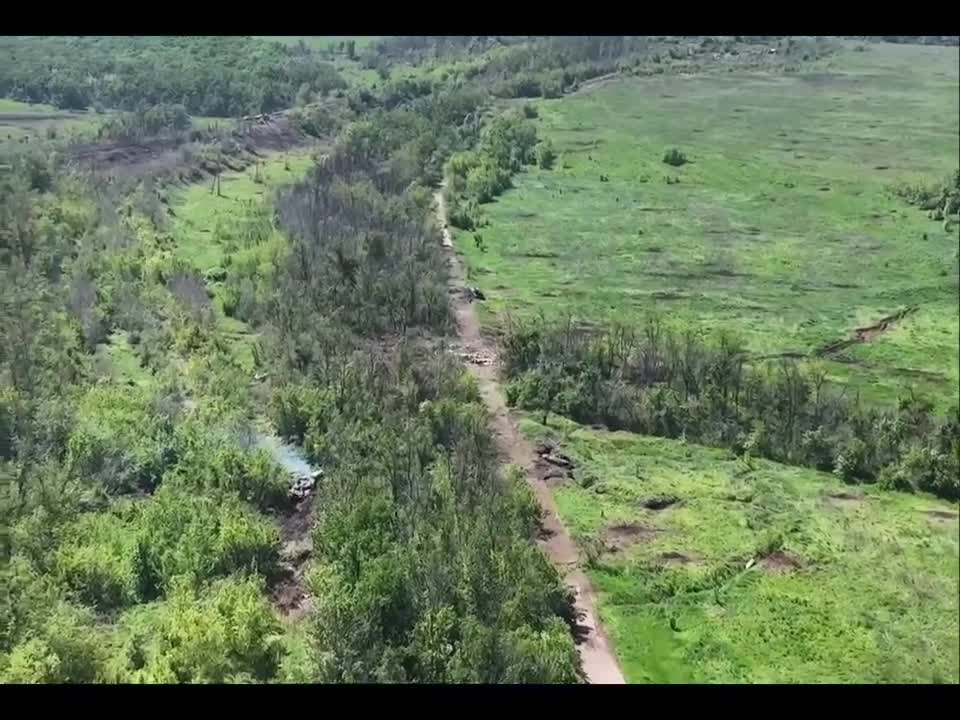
[824,490,866,508]
[817,306,917,357]
[605,523,663,553]
[642,495,681,511]
[657,551,703,568]
[925,509,959,523]
[534,441,576,486]
[269,486,317,622]
[758,551,802,574]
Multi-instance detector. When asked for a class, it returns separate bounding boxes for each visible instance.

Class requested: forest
[0,36,346,116]
[0,37,586,682]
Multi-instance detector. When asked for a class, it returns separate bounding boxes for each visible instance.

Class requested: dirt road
[435,190,626,685]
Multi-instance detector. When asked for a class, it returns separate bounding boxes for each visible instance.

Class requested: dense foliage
[892,168,960,222]
[444,110,543,230]
[252,129,581,683]
[0,36,346,115]
[0,53,583,682]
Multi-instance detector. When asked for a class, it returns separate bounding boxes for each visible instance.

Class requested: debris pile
[290,469,323,501]
[459,350,496,366]
[534,441,577,483]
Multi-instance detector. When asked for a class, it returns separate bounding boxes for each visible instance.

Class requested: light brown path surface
[435,190,626,685]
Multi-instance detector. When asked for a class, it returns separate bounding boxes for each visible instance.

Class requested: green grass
[169,150,317,370]
[255,36,381,51]
[519,414,960,684]
[0,99,102,144]
[453,43,960,407]
[170,151,315,269]
[190,116,235,131]
[94,331,153,388]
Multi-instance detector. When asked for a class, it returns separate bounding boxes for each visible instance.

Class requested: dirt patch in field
[816,306,917,357]
[270,560,314,622]
[925,509,959,523]
[824,490,866,508]
[534,441,576,485]
[68,112,307,180]
[758,551,802,574]
[605,523,663,553]
[642,495,681,511]
[269,484,317,622]
[657,551,703,568]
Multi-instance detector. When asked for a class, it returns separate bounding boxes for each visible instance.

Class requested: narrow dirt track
[434,190,626,685]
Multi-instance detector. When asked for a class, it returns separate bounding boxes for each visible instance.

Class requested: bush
[833,438,868,482]
[466,162,512,203]
[167,419,290,511]
[1,603,103,683]
[134,488,280,597]
[537,139,557,170]
[881,446,960,499]
[104,577,284,683]
[56,513,140,610]
[800,427,836,471]
[522,104,539,119]
[65,386,176,494]
[662,148,688,167]
[270,384,334,445]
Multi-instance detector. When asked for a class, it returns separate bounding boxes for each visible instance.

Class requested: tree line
[500,317,959,501]
[0,36,346,116]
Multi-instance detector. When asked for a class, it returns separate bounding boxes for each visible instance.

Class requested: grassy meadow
[0,98,101,145]
[94,150,317,383]
[453,43,960,407]
[168,150,317,370]
[254,36,381,52]
[520,414,960,684]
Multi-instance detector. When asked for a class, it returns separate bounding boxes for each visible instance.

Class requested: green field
[170,151,315,269]
[520,414,960,683]
[168,150,317,370]
[453,43,960,406]
[0,98,101,144]
[255,36,381,51]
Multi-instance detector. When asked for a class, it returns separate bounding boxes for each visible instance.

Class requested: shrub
[56,513,140,610]
[882,446,960,499]
[104,577,284,683]
[134,488,280,597]
[537,139,557,170]
[167,420,290,511]
[800,427,836,471]
[834,438,868,482]
[1,603,103,683]
[270,383,334,444]
[662,148,688,167]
